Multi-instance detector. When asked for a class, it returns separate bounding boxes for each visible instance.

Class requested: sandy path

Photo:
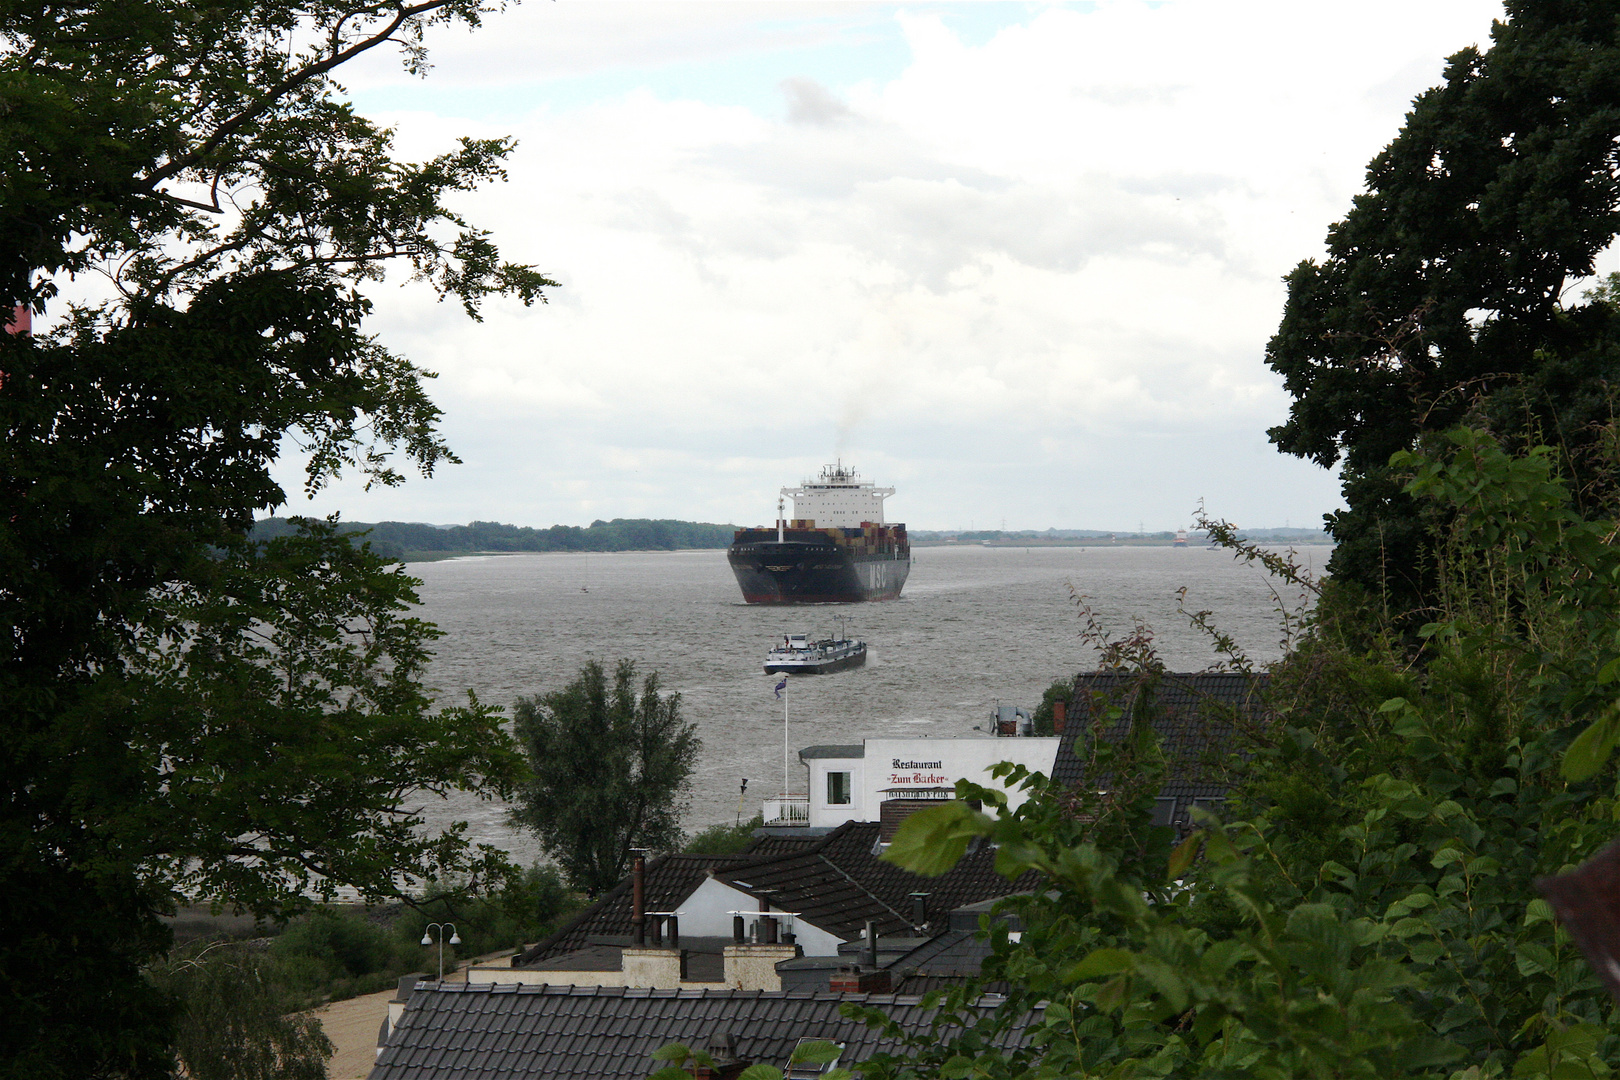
[314,987,396,1080]
[313,952,515,1080]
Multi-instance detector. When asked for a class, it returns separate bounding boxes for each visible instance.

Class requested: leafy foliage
[1030,679,1072,737]
[151,943,333,1080]
[1,0,549,1073]
[1264,0,1620,607]
[117,522,524,915]
[394,865,584,963]
[650,1038,852,1080]
[863,428,1620,1080]
[682,816,767,856]
[511,660,701,894]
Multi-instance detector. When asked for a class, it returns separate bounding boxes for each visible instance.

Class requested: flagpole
[782,679,789,800]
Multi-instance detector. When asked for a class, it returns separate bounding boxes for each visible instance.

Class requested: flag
[773,677,787,699]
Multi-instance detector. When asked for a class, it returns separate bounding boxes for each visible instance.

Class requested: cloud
[267,0,1507,531]
[782,77,855,126]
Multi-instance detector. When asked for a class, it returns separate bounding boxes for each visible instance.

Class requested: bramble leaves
[1563,705,1620,782]
[854,423,1620,1080]
[882,799,993,878]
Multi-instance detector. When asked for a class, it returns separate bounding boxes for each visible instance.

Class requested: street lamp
[420,922,462,982]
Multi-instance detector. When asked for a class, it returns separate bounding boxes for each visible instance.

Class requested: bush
[862,428,1620,1080]
[152,941,333,1080]
[253,865,583,1006]
[681,816,764,855]
[1030,679,1072,736]
[394,866,584,965]
[269,907,411,1003]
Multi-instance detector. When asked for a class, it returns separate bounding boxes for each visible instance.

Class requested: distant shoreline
[252,517,1332,561]
[396,548,721,563]
[398,538,1334,561]
[913,540,1328,550]
[913,537,1333,548]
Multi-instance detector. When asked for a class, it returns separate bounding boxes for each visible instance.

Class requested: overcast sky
[269,0,1515,532]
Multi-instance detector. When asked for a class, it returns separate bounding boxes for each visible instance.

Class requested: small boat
[764,632,867,675]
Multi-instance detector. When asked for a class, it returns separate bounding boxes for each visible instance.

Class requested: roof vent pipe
[631,849,648,947]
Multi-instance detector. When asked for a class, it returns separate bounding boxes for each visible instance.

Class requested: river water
[405,543,1325,864]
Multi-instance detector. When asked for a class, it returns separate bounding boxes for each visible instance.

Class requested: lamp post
[421,922,461,982]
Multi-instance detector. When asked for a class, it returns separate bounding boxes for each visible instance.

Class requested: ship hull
[764,643,867,674]
[728,533,910,604]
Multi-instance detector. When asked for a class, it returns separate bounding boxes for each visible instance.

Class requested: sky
[267,0,1515,532]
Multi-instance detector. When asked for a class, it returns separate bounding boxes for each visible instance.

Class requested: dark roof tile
[517,822,1035,966]
[370,982,1042,1080]
[516,852,768,965]
[1050,672,1268,834]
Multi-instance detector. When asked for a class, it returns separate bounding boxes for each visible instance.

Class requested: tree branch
[156,190,225,215]
[140,0,465,189]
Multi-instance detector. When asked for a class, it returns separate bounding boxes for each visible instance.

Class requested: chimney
[1053,699,1066,734]
[864,921,878,969]
[909,893,929,929]
[759,896,778,945]
[721,941,798,990]
[692,1029,751,1080]
[631,850,647,947]
[5,305,28,336]
[829,964,892,994]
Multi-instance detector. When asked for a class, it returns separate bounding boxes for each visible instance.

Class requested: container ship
[728,463,911,604]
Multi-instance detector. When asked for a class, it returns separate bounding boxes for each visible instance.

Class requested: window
[827,771,851,805]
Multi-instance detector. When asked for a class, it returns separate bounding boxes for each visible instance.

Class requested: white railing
[762,794,810,825]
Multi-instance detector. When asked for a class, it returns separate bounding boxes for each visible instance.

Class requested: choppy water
[404,543,1324,864]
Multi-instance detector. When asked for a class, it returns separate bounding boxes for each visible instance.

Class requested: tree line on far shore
[250,517,741,558]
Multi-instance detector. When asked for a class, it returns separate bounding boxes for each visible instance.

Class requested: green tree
[394,865,583,960]
[1030,678,1072,736]
[861,430,1620,1080]
[682,816,765,856]
[1,0,548,1074]
[1265,0,1620,608]
[152,943,333,1080]
[511,661,701,895]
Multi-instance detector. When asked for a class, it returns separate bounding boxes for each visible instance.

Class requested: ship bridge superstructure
[782,462,893,528]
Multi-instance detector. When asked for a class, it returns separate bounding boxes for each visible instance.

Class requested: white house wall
[807,737,1060,828]
[677,877,845,956]
[807,755,865,828]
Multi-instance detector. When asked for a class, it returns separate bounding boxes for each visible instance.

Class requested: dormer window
[827,772,851,805]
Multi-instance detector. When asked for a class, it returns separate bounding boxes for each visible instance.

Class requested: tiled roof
[799,744,865,760]
[1051,671,1269,834]
[369,983,1040,1080]
[879,896,1025,995]
[887,929,995,977]
[713,821,1041,939]
[516,853,766,965]
[519,824,1038,968]
[742,832,829,857]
